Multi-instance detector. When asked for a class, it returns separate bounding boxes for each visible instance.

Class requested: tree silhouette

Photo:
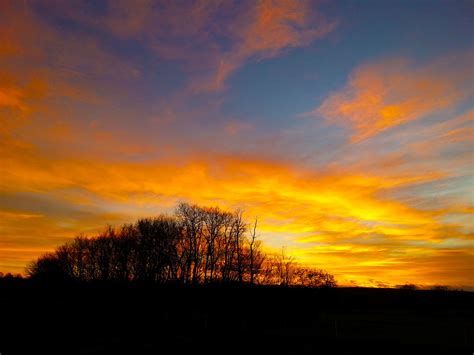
[27,203,336,287]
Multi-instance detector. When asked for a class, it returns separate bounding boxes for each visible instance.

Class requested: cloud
[0,198,129,274]
[0,1,141,83]
[0,87,25,110]
[0,72,48,143]
[295,242,474,288]
[40,0,336,92]
[314,53,474,141]
[0,77,47,111]
[1,139,469,281]
[0,1,471,289]
[224,120,255,135]
[189,0,337,92]
[1,114,472,286]
[237,0,333,57]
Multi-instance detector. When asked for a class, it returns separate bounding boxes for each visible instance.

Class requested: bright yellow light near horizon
[0,149,471,287]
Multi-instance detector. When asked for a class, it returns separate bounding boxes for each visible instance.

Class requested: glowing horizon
[0,0,473,289]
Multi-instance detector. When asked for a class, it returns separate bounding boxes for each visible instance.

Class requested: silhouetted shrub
[397,283,418,290]
[0,272,22,279]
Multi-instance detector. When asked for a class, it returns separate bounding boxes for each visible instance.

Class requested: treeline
[27,203,336,287]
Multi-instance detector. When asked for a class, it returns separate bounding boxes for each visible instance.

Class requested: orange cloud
[0,1,471,289]
[2,137,470,287]
[0,87,24,110]
[0,1,140,86]
[224,120,255,135]
[21,1,335,93]
[0,204,129,274]
[315,53,474,141]
[0,72,48,145]
[192,0,336,92]
[239,0,331,57]
[0,70,46,108]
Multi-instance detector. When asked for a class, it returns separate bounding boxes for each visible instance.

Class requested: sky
[0,0,473,288]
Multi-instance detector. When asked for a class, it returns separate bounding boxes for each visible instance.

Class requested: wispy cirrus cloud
[189,0,337,92]
[312,53,473,142]
[40,0,336,93]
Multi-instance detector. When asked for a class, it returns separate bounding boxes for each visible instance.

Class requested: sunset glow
[0,0,473,289]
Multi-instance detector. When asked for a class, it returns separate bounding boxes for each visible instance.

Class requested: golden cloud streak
[2,143,470,287]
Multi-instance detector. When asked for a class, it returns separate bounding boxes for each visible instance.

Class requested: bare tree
[293,267,337,288]
[176,203,205,283]
[248,218,264,284]
[27,203,337,288]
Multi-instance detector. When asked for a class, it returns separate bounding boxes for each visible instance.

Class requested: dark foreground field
[0,280,472,355]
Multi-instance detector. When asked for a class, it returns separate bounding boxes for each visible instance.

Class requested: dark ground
[0,279,472,354]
